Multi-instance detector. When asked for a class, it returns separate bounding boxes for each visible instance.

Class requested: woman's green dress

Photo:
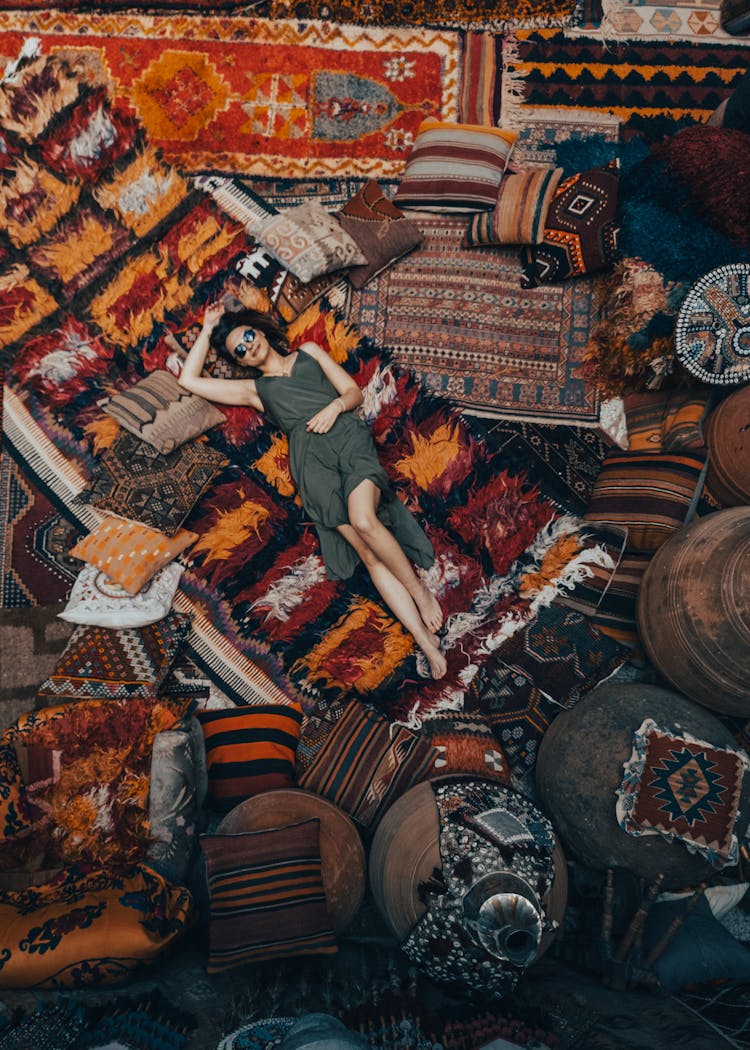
[255,350,434,580]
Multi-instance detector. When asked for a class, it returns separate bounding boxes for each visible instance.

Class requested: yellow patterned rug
[0,10,460,177]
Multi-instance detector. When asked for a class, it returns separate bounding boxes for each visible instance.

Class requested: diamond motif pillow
[464,167,563,247]
[337,179,423,288]
[295,700,438,832]
[59,562,184,629]
[519,160,621,287]
[81,430,228,537]
[69,516,197,595]
[393,118,518,213]
[616,718,750,866]
[201,820,337,973]
[258,201,366,283]
[37,610,193,701]
[420,712,510,783]
[100,369,226,454]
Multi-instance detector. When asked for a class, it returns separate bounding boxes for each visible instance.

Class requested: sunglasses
[233,328,257,359]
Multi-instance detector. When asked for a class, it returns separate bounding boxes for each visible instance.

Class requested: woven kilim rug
[265,0,577,31]
[350,212,604,424]
[0,11,459,178]
[502,30,750,140]
[598,0,734,41]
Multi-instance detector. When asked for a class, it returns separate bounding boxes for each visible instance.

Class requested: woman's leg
[337,522,447,680]
[346,479,443,633]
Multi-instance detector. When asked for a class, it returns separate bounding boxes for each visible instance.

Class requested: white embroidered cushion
[59,562,184,628]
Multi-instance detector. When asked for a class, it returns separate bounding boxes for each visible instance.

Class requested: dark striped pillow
[197,704,302,812]
[584,450,708,553]
[201,819,337,973]
[393,118,518,213]
[295,700,438,832]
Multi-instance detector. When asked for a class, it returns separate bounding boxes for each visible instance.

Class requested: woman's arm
[299,340,363,433]
[178,303,264,411]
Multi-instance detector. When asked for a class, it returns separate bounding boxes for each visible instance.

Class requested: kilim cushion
[100,370,226,454]
[419,712,510,783]
[201,819,337,972]
[257,201,366,284]
[69,516,198,595]
[589,550,652,655]
[59,562,184,629]
[466,604,627,776]
[295,700,438,832]
[197,704,303,813]
[584,449,708,552]
[616,718,750,867]
[337,180,424,289]
[81,430,228,537]
[519,160,621,288]
[463,167,563,247]
[393,118,518,213]
[624,390,709,453]
[37,610,193,702]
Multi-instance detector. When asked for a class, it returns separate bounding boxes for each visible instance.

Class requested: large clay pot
[705,385,750,506]
[535,682,749,887]
[637,506,750,716]
[369,777,568,999]
[217,789,365,934]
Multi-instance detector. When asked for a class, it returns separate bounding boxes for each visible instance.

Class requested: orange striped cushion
[394,119,518,213]
[198,704,302,812]
[584,450,708,552]
[464,167,563,246]
[69,516,197,595]
[201,819,337,973]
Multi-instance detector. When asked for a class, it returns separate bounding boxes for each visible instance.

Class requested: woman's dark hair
[209,308,289,363]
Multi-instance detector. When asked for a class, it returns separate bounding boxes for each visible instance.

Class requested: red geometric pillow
[617,718,750,867]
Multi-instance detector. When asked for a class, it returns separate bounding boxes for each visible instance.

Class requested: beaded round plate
[675,263,750,385]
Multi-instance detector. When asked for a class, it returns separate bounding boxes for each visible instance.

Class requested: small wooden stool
[217,789,366,934]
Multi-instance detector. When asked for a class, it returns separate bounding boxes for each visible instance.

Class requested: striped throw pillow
[101,370,226,454]
[198,704,303,812]
[464,167,563,246]
[201,819,337,973]
[393,119,518,213]
[584,450,708,553]
[295,700,438,832]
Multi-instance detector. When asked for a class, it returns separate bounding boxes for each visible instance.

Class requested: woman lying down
[178,302,447,680]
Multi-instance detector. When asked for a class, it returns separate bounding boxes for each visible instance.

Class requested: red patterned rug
[1,51,610,719]
[0,10,459,178]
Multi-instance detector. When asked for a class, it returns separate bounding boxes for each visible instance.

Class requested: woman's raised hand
[202,302,225,329]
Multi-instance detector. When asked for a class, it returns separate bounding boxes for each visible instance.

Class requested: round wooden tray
[217,789,366,934]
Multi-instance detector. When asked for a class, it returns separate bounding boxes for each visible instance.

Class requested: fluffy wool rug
[0,10,460,178]
[1,49,617,724]
[265,0,577,31]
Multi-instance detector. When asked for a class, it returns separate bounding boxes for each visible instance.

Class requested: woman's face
[225,325,270,368]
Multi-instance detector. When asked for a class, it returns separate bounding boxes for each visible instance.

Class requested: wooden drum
[637,506,750,716]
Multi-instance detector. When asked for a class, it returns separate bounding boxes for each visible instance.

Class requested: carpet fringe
[499,32,529,131]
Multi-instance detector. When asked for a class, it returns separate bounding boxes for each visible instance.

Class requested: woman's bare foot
[419,634,447,679]
[415,581,443,633]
